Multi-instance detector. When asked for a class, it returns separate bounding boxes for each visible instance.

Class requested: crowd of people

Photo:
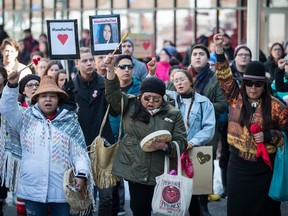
[0,24,287,216]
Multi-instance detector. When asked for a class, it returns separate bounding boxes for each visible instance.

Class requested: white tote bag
[152,141,193,216]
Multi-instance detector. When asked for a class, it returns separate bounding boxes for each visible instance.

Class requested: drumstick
[111,32,130,55]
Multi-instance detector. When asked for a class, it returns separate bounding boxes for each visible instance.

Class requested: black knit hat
[234,45,252,58]
[242,61,268,82]
[140,77,166,97]
[19,74,41,94]
[191,44,210,59]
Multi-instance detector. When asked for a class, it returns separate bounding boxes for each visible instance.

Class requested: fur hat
[140,77,166,97]
[243,61,268,82]
[234,45,252,58]
[19,74,40,95]
[32,75,69,101]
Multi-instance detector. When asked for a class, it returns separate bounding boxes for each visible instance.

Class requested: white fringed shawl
[0,117,22,192]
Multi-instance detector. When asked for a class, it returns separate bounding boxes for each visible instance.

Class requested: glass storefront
[1,0,287,56]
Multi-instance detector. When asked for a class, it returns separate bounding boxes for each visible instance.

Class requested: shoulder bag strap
[98,96,124,140]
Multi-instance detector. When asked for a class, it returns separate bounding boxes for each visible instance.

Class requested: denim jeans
[25,200,70,216]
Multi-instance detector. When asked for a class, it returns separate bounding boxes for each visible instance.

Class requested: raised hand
[7,70,20,85]
[213,33,225,46]
[147,57,157,76]
[104,53,116,80]
[278,58,286,70]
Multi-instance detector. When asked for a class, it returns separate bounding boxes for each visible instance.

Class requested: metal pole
[2,0,4,25]
[247,0,260,60]
[173,0,177,46]
[80,0,84,33]
[53,0,57,19]
[67,0,70,19]
[41,0,44,33]
[216,0,220,34]
[193,0,197,43]
[29,0,32,28]
[154,0,157,54]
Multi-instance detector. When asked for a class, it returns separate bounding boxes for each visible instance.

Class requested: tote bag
[89,97,123,189]
[152,141,193,216]
[268,132,288,201]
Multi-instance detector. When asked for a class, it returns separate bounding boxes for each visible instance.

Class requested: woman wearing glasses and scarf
[213,33,288,216]
[104,53,187,216]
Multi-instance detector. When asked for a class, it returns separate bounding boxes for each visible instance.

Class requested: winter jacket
[109,77,141,141]
[71,72,115,146]
[105,77,187,185]
[132,58,148,82]
[166,90,215,146]
[0,85,93,203]
[264,57,278,81]
[155,61,170,82]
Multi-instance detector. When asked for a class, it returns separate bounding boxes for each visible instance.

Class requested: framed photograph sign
[46,19,80,59]
[89,14,121,55]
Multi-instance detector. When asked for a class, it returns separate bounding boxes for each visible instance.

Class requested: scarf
[193,64,211,94]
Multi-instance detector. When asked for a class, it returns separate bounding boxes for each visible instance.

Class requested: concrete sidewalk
[4,197,288,216]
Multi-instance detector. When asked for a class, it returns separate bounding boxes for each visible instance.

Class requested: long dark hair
[131,96,151,123]
[98,23,113,44]
[269,42,285,63]
[239,81,272,130]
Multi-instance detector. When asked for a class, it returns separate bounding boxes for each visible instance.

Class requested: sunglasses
[244,80,265,88]
[25,83,40,89]
[142,95,162,103]
[117,64,133,70]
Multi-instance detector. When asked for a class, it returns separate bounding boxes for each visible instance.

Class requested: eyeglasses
[142,95,162,103]
[25,83,39,89]
[272,48,282,52]
[244,80,265,88]
[117,64,134,70]
[237,53,250,58]
[173,77,188,84]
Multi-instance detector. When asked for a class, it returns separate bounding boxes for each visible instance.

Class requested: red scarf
[249,124,272,170]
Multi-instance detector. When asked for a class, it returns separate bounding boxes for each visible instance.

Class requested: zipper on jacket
[46,119,51,202]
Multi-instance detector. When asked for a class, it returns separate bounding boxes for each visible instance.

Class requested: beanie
[191,44,210,59]
[19,74,41,95]
[234,45,252,58]
[162,45,177,58]
[140,77,166,97]
[123,37,134,48]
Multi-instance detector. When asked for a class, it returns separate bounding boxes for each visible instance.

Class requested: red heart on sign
[142,42,151,50]
[57,34,68,45]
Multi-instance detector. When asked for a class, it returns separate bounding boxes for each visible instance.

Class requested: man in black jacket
[66,47,115,216]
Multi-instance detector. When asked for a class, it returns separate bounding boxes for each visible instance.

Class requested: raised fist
[213,33,224,46]
[7,70,20,85]
[278,58,286,70]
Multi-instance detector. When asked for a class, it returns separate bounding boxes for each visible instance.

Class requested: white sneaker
[118,211,126,216]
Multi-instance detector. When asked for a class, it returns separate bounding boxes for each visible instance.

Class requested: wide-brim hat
[242,61,269,82]
[31,75,69,101]
[140,130,172,152]
[63,168,91,211]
